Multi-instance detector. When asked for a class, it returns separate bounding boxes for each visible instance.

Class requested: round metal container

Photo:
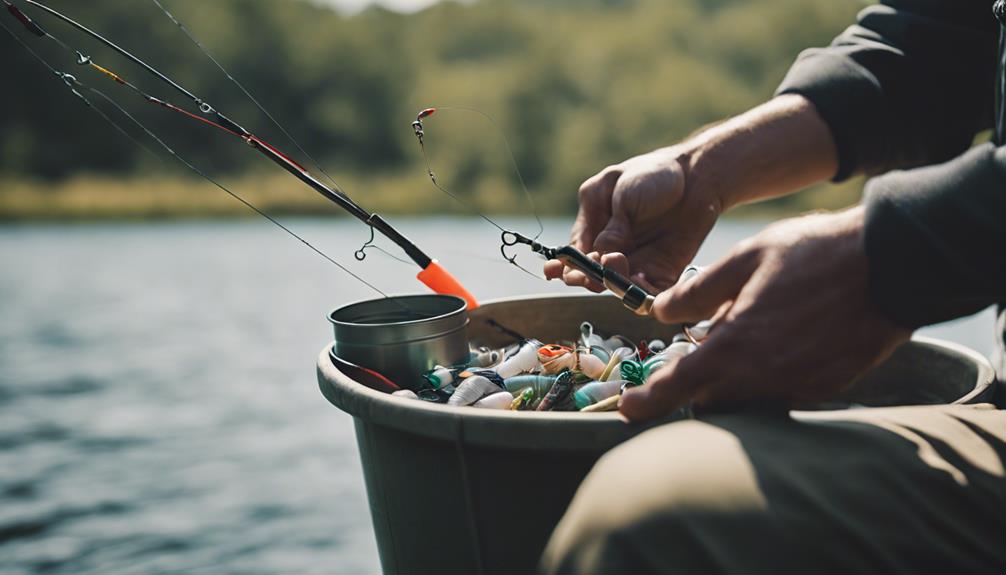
[329,294,469,390]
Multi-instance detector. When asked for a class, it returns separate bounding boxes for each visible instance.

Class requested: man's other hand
[619,206,912,422]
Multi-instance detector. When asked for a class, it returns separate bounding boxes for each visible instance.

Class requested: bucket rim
[318,336,996,451]
[317,342,649,451]
[909,335,996,404]
[328,293,468,329]
[318,294,996,450]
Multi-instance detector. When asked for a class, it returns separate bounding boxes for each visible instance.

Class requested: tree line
[0,0,864,215]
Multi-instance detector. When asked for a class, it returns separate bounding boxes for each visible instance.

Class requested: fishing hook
[500,229,548,264]
[353,221,414,266]
[355,225,376,261]
[414,108,548,283]
[57,71,75,88]
[501,230,657,316]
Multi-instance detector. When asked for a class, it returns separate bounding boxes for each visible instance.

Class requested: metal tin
[329,294,469,390]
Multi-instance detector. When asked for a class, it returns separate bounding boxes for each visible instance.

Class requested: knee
[541,420,770,575]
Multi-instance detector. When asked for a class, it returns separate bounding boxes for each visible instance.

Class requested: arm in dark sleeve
[776,0,999,181]
[864,143,1006,328]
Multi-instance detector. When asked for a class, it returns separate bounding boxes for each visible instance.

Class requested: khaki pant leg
[540,404,1006,575]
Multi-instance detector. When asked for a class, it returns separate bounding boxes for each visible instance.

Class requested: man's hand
[543,146,720,292]
[543,96,840,294]
[619,206,912,422]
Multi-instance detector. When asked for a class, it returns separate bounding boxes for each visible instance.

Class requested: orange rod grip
[416,260,479,310]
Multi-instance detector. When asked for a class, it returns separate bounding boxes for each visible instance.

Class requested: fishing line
[414,106,544,239]
[1,17,395,301]
[354,225,416,267]
[146,1,426,271]
[0,19,160,161]
[147,0,350,198]
[10,11,250,143]
[88,87,400,300]
[7,0,480,309]
[412,106,548,280]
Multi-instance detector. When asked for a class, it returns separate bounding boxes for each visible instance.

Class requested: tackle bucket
[317,294,996,575]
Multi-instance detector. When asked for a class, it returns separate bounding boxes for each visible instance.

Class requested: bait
[538,345,606,380]
[494,340,542,379]
[536,371,577,412]
[509,387,536,411]
[612,346,638,363]
[468,348,502,368]
[580,322,606,353]
[458,369,505,389]
[472,391,514,410]
[502,374,558,398]
[448,375,501,407]
[580,394,620,413]
[573,380,624,410]
[619,360,646,386]
[423,365,461,391]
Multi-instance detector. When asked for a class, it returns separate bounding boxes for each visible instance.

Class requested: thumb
[593,211,632,254]
[652,247,760,324]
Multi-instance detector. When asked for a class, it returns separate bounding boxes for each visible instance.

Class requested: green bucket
[318,294,995,575]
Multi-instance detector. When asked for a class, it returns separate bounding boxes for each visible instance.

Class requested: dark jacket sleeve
[776,0,999,181]
[863,144,1006,329]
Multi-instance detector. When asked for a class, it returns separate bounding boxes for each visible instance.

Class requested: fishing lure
[536,370,577,412]
[448,375,503,407]
[472,391,514,410]
[573,380,625,411]
[502,374,558,398]
[509,387,534,410]
[537,344,607,380]
[494,340,543,379]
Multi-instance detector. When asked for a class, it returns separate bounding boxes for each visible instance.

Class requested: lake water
[0,217,997,574]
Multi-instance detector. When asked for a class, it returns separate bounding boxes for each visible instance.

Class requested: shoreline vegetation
[0,173,865,222]
[1,0,866,222]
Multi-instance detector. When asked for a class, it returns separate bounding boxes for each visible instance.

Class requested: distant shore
[0,173,864,221]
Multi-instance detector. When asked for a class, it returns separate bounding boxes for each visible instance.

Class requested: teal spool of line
[573,380,625,410]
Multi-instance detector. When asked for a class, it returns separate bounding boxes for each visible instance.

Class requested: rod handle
[417,260,479,310]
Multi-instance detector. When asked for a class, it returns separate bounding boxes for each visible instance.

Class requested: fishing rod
[4,0,478,309]
[0,16,399,302]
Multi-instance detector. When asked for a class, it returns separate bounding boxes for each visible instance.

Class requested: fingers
[599,252,629,277]
[572,168,620,252]
[618,345,720,421]
[600,251,660,292]
[651,245,761,324]
[560,251,605,292]
[550,168,620,290]
[548,251,657,295]
[543,259,564,281]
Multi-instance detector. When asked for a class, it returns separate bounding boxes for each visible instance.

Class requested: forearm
[678,94,838,212]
